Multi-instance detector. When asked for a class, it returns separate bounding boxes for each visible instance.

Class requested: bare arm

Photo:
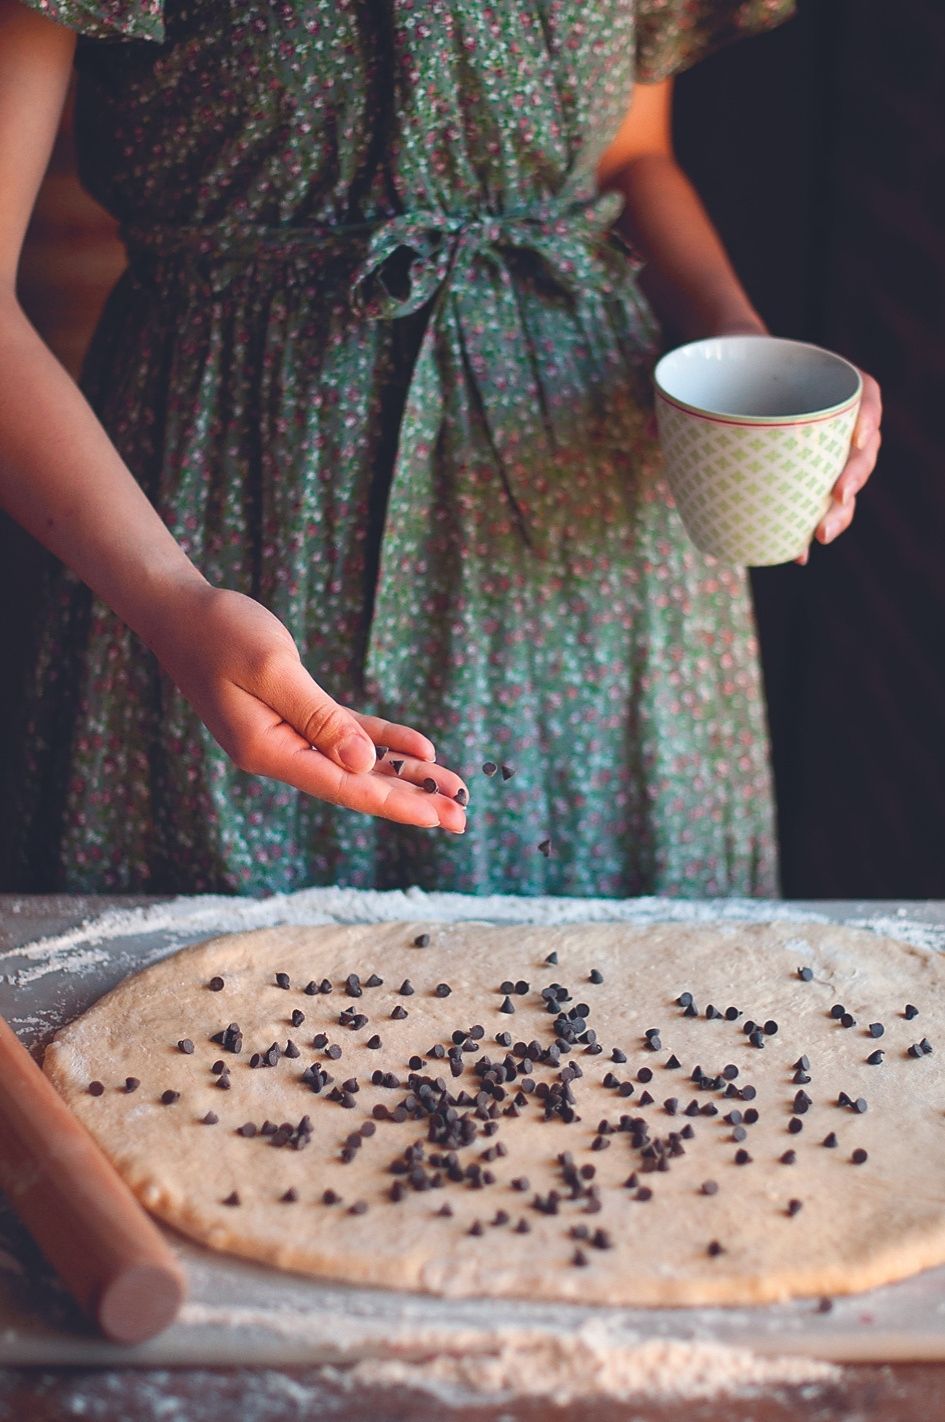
[597,78,765,341]
[596,76,882,550]
[0,1,466,828]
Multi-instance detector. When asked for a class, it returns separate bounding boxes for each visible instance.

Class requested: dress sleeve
[635,0,796,83]
[16,0,164,42]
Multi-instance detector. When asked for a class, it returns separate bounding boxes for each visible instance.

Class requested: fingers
[262,656,377,773]
[852,370,882,452]
[833,431,881,505]
[349,712,437,765]
[815,494,856,546]
[373,751,469,804]
[247,717,467,831]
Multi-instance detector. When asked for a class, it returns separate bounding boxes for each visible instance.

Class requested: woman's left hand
[796,367,882,564]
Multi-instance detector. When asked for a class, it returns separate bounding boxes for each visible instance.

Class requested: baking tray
[2,892,945,1366]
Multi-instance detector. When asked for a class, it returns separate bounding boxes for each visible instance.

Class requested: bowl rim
[653,335,863,425]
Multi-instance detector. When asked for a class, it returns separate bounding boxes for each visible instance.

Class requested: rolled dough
[42,920,945,1306]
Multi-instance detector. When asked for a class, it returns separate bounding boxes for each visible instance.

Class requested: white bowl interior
[655,336,861,418]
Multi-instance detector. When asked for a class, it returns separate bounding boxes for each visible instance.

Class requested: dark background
[676,0,945,896]
[1,0,943,895]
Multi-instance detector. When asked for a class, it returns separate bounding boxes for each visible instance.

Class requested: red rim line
[655,388,861,429]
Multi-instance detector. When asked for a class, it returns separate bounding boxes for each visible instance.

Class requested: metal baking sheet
[3,894,945,1367]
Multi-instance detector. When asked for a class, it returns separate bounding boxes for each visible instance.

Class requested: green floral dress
[15,0,795,897]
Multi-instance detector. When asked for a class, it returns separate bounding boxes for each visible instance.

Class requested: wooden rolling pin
[0,1014,186,1343]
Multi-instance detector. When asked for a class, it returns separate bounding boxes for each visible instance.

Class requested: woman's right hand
[147,581,468,832]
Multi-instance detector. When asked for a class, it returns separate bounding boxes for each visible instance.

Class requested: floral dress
[15,0,795,897]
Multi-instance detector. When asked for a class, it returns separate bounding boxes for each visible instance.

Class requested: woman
[0,0,881,895]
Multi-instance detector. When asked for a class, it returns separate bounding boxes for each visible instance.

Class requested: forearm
[603,152,767,343]
[0,295,207,647]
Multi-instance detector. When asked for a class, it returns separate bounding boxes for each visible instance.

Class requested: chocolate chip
[391,1006,408,1020]
[764,1020,778,1035]
[88,1081,104,1097]
[349,1201,368,1215]
[734,1149,752,1165]
[589,969,604,984]
[701,1180,719,1196]
[780,1150,797,1165]
[500,996,515,1014]
[724,1007,740,1021]
[822,1132,838,1148]
[866,1049,884,1065]
[851,1148,868,1164]
[707,1240,724,1257]
[435,984,452,998]
[237,1122,256,1138]
[817,1297,834,1314]
[222,1191,240,1206]
[390,759,405,775]
[208,976,225,992]
[841,1013,856,1029]
[787,1198,803,1216]
[422,777,438,794]
[414,934,430,948]
[665,1054,681,1069]
[275,972,291,990]
[481,762,497,777]
[537,839,552,857]
[572,1248,588,1267]
[201,1111,218,1125]
[367,1034,382,1049]
[161,1089,180,1105]
[124,1077,140,1093]
[797,966,813,982]
[322,1189,340,1205]
[454,788,468,806]
[904,1004,919,1019]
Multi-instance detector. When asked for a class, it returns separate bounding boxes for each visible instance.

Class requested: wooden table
[2,895,944,1422]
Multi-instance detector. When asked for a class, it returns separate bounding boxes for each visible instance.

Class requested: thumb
[273,657,376,774]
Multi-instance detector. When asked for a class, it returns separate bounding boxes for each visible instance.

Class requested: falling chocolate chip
[537,839,552,858]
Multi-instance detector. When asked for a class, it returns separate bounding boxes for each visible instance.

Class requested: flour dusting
[326,1330,842,1404]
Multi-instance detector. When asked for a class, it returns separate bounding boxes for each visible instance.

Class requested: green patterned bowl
[654,335,862,566]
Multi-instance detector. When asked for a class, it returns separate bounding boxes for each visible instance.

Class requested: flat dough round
[43,920,945,1307]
